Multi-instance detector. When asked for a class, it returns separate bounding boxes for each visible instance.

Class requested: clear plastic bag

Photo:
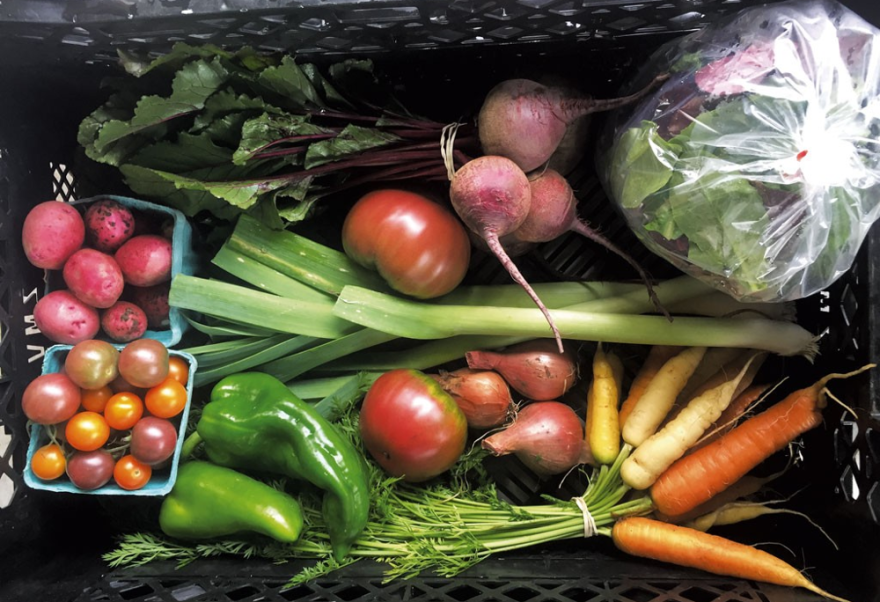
[598,0,880,302]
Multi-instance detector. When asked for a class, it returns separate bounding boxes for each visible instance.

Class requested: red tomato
[114,455,152,490]
[145,378,187,419]
[342,190,471,299]
[359,369,467,482]
[66,411,111,452]
[104,392,144,430]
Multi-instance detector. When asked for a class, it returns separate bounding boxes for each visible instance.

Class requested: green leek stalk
[332,285,817,357]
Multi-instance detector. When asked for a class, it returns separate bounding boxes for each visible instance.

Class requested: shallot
[466,339,578,401]
[432,368,513,429]
[481,401,584,475]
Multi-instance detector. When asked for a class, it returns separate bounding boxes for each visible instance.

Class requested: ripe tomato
[64,339,119,390]
[21,373,81,425]
[104,392,144,430]
[145,378,187,419]
[81,385,113,413]
[66,411,111,452]
[113,454,152,490]
[342,189,471,299]
[166,356,189,385]
[31,443,67,480]
[359,369,467,482]
[118,339,169,388]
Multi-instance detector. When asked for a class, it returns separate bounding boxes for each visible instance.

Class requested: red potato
[130,282,171,329]
[63,248,125,309]
[22,201,85,269]
[115,235,172,287]
[101,301,148,342]
[84,199,135,253]
[34,290,100,345]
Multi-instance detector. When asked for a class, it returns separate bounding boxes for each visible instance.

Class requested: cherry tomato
[114,454,152,490]
[118,339,169,388]
[66,411,111,452]
[67,450,115,490]
[166,356,189,386]
[31,443,67,480]
[145,378,188,419]
[359,369,467,482]
[342,189,471,299]
[81,385,113,413]
[108,373,147,397]
[21,373,81,425]
[104,392,144,430]
[64,339,119,390]
[131,417,178,466]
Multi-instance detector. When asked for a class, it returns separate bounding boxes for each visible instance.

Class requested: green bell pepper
[160,461,303,543]
[191,372,370,561]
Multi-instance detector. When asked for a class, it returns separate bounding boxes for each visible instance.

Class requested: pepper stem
[180,432,203,459]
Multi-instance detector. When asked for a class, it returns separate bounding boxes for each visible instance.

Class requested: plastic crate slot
[331,584,371,601]
[677,585,730,602]
[500,586,540,601]
[279,584,315,600]
[225,584,261,600]
[447,584,483,601]
[338,7,421,25]
[547,20,584,34]
[607,16,648,31]
[112,581,157,600]
[487,25,526,39]
[839,462,860,501]
[868,481,880,523]
[618,585,663,602]
[485,6,529,21]
[559,584,604,601]
[169,583,207,601]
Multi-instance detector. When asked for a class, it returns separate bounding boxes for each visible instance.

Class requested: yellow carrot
[622,346,706,447]
[675,347,744,404]
[618,345,680,428]
[587,344,623,464]
[621,359,752,490]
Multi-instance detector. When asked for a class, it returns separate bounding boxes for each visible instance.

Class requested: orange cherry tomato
[113,454,152,490]
[81,385,113,413]
[145,378,188,419]
[104,392,144,430]
[65,412,110,452]
[166,356,189,386]
[31,443,67,480]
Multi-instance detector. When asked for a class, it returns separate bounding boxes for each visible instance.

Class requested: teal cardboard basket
[45,195,197,347]
[23,344,198,496]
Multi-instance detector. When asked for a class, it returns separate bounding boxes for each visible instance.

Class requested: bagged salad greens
[598,0,880,302]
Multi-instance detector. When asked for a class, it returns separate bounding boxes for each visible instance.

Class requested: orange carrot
[688,383,770,453]
[618,345,680,428]
[612,517,849,602]
[656,471,780,524]
[651,366,873,519]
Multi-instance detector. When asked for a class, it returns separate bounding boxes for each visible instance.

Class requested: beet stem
[565,73,670,120]
[569,219,670,321]
[484,233,564,353]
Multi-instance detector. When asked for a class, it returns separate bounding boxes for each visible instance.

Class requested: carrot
[657,470,783,524]
[651,365,874,518]
[622,346,706,447]
[588,345,623,464]
[688,383,770,453]
[611,516,849,602]
[621,358,753,490]
[676,347,744,404]
[662,350,765,428]
[618,345,680,428]
[685,500,838,549]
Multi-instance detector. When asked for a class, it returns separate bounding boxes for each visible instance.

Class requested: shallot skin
[432,368,513,429]
[466,339,578,401]
[481,401,584,475]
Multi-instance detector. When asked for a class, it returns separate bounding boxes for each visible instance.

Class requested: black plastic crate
[2,1,880,601]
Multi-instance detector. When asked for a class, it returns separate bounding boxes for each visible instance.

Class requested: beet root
[478,74,669,173]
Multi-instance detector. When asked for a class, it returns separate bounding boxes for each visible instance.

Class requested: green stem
[180,432,202,459]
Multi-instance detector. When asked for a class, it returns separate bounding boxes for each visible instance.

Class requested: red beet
[477,74,668,172]
[449,156,563,352]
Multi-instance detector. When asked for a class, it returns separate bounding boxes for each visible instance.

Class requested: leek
[170,275,357,339]
[333,286,817,357]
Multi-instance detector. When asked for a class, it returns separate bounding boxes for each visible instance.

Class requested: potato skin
[22,201,85,269]
[115,235,172,287]
[101,301,148,342]
[84,199,135,253]
[63,248,125,309]
[34,290,100,345]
